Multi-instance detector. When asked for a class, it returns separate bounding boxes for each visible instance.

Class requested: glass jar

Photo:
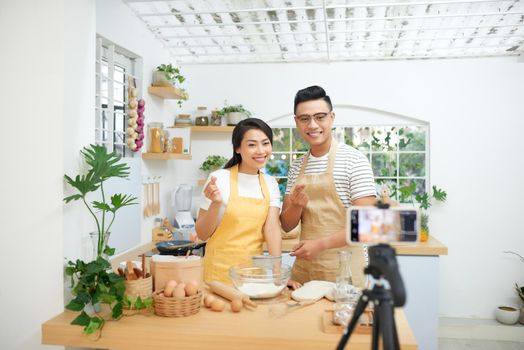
[211,110,222,126]
[334,250,359,303]
[147,122,164,153]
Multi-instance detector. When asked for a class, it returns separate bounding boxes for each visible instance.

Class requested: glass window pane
[399,153,425,177]
[276,178,287,201]
[372,126,398,151]
[292,128,308,152]
[265,153,290,177]
[345,127,371,151]
[375,178,398,199]
[398,179,426,203]
[371,153,397,177]
[399,126,426,151]
[272,128,290,152]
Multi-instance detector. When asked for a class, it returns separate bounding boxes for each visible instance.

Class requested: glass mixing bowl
[229,263,291,299]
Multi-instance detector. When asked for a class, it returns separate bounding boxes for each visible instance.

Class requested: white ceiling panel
[124,0,524,64]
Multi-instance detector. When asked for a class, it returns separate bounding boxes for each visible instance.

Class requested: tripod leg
[378,299,396,350]
[336,293,369,350]
[371,302,380,350]
[391,308,400,350]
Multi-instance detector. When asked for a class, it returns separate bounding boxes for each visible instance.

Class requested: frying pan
[156,240,206,256]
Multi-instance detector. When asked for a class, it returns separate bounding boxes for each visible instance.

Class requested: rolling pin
[208,281,257,308]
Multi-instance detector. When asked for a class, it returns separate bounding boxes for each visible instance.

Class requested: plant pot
[495,305,520,325]
[152,71,173,87]
[226,112,247,125]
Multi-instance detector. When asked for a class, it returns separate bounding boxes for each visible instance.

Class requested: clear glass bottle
[335,250,354,303]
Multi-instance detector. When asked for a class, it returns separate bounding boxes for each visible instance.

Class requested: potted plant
[153,63,185,87]
[63,144,138,334]
[398,183,447,241]
[200,155,228,174]
[503,251,524,324]
[219,104,252,125]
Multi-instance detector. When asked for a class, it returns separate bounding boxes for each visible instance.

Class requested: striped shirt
[285,142,376,208]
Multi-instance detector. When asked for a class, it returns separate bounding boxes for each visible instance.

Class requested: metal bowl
[229,262,291,299]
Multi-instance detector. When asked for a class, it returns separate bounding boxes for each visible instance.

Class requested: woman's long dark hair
[223,118,273,169]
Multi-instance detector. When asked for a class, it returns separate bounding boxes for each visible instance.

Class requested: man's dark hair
[293,85,333,114]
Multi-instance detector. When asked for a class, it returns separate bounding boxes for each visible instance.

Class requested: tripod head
[365,244,406,307]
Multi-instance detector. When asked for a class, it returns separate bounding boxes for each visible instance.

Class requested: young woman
[196,118,282,283]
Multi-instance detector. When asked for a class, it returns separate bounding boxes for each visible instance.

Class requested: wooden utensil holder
[124,276,153,301]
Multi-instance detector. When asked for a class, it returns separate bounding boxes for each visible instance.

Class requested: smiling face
[236,128,272,174]
[294,99,334,155]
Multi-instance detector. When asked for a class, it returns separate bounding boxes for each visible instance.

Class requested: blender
[171,184,195,240]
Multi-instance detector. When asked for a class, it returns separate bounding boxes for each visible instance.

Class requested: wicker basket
[124,276,153,301]
[153,290,202,317]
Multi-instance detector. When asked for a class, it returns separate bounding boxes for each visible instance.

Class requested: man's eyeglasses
[295,112,331,125]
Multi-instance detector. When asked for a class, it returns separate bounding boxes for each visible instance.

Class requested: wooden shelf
[197,179,206,186]
[170,125,234,133]
[142,153,192,160]
[148,86,184,99]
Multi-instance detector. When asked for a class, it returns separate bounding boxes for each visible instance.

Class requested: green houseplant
[503,251,524,324]
[398,183,447,241]
[153,64,188,107]
[218,104,252,125]
[200,155,228,173]
[63,144,138,334]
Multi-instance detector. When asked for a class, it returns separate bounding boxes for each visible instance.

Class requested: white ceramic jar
[494,306,520,325]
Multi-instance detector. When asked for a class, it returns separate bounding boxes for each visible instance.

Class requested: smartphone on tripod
[346,206,420,244]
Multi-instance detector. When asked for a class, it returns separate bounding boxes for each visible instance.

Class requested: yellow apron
[203,164,270,283]
[291,140,367,288]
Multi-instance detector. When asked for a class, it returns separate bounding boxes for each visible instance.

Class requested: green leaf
[65,299,85,311]
[432,186,447,202]
[415,193,431,210]
[143,298,153,309]
[65,266,76,276]
[112,301,123,319]
[93,201,111,212]
[135,296,144,309]
[103,245,116,257]
[71,311,91,326]
[99,293,116,304]
[63,173,100,201]
[81,144,130,183]
[85,316,104,335]
[109,193,138,212]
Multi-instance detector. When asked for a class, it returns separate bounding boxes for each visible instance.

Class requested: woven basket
[153,290,202,317]
[124,276,153,301]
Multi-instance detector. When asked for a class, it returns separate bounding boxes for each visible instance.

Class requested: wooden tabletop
[42,300,417,350]
[269,235,448,256]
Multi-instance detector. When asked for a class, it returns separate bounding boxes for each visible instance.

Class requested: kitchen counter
[42,299,417,350]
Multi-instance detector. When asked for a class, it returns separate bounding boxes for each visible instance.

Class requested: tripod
[336,244,405,350]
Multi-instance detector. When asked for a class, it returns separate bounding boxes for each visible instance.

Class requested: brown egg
[164,280,177,297]
[188,279,199,290]
[185,283,198,296]
[204,294,216,308]
[210,299,225,312]
[230,299,243,313]
[173,283,186,299]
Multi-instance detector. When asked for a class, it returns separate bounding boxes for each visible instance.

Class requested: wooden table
[42,300,417,350]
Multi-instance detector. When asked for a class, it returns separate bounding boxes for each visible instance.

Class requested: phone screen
[349,208,419,243]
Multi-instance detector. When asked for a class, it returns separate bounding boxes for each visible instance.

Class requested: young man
[281,86,376,288]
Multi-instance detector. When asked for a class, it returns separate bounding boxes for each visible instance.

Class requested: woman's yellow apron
[203,165,270,283]
[291,140,367,288]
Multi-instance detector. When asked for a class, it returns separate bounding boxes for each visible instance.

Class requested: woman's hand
[204,176,222,203]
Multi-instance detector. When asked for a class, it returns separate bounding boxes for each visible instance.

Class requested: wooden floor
[440,338,524,350]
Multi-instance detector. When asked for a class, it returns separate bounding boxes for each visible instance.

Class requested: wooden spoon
[143,183,150,217]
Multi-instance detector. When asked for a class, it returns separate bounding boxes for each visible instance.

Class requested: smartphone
[346,206,420,244]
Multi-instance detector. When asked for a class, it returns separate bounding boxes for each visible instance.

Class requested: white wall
[0,1,65,349]
[179,58,524,319]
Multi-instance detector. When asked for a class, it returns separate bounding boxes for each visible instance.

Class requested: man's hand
[203,176,222,203]
[289,184,308,208]
[287,279,302,290]
[290,239,325,260]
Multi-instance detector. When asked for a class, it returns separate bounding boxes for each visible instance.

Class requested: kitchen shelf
[197,179,206,186]
[171,125,234,133]
[142,153,192,160]
[148,86,184,99]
